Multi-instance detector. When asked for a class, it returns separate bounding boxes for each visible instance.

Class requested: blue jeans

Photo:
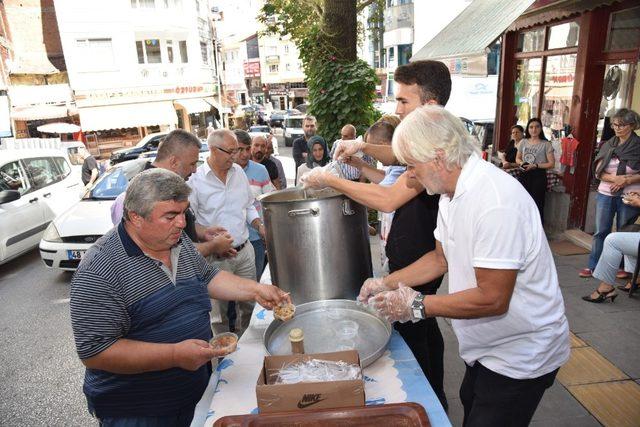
[251,238,266,281]
[588,193,640,270]
[592,232,640,286]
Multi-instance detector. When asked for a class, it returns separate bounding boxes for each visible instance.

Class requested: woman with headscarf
[296,135,330,185]
[580,108,640,283]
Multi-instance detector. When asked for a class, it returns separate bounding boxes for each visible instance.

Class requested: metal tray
[263,299,392,367]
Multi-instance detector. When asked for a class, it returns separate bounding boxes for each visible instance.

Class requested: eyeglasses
[611,122,630,129]
[215,146,239,156]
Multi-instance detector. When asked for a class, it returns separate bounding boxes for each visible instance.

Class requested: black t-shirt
[81,156,98,185]
[292,137,309,169]
[386,191,443,295]
[261,158,279,181]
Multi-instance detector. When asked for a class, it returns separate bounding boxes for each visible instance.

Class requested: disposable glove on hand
[333,138,365,161]
[357,277,391,304]
[301,168,331,189]
[371,284,420,323]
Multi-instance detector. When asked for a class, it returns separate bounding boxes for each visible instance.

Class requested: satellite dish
[603,66,622,100]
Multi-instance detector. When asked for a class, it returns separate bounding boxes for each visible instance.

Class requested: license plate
[67,250,85,260]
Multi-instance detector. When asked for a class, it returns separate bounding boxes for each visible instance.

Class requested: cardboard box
[256,350,365,413]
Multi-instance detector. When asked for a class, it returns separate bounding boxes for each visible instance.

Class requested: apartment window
[179,40,188,63]
[284,45,289,54]
[136,39,162,64]
[166,40,174,63]
[131,0,155,7]
[269,64,279,73]
[195,0,201,13]
[76,38,115,70]
[200,41,209,64]
[286,63,291,71]
[388,46,395,63]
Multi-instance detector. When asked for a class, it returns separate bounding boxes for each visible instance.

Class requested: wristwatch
[411,293,426,320]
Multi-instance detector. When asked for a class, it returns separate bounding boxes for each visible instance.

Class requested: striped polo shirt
[70,222,219,418]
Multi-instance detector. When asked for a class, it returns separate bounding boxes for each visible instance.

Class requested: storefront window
[548,22,579,50]
[606,6,640,51]
[541,54,576,140]
[517,28,544,52]
[596,63,637,143]
[514,58,542,127]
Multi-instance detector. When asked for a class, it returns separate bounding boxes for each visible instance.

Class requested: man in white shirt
[360,105,570,426]
[188,129,266,336]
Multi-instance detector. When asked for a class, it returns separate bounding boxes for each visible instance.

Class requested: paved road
[0,249,93,426]
[0,145,296,426]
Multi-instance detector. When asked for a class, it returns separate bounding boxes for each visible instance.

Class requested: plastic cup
[210,332,238,356]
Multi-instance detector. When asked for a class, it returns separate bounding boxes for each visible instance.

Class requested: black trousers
[519,168,547,222]
[394,317,446,410]
[460,362,558,427]
[392,281,446,411]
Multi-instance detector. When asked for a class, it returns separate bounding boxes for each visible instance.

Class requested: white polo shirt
[187,162,259,246]
[434,153,569,379]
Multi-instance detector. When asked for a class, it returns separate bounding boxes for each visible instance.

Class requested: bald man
[329,124,374,182]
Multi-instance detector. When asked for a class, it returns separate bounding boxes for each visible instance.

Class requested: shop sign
[243,60,261,78]
[443,56,487,76]
[74,83,219,107]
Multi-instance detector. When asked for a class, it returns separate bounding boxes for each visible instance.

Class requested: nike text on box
[256,350,365,413]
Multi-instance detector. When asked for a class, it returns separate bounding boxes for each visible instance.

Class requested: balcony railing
[383,3,413,32]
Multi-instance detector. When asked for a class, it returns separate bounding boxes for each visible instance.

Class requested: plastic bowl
[274,303,296,321]
[210,332,238,356]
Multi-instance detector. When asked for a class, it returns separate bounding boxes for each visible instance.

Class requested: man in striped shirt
[70,168,289,426]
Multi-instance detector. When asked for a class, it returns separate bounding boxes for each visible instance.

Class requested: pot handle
[288,207,320,217]
[342,199,355,216]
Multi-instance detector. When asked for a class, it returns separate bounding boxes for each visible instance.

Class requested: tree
[260,0,383,143]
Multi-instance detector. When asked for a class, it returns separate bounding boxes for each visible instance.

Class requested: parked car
[0,149,83,265]
[283,115,305,147]
[269,110,286,128]
[39,158,151,271]
[109,132,168,165]
[139,140,209,161]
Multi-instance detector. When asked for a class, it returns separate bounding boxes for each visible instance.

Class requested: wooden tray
[213,402,431,426]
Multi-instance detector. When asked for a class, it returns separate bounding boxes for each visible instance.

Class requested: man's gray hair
[155,130,201,162]
[208,128,236,148]
[304,115,317,124]
[123,168,191,220]
[233,129,251,146]
[392,105,480,169]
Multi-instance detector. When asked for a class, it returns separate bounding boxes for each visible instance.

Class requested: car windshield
[250,126,270,133]
[285,118,303,128]
[88,160,148,200]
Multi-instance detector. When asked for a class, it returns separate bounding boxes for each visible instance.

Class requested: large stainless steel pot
[258,188,372,304]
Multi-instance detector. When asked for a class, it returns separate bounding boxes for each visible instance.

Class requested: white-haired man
[362,105,570,426]
[188,129,266,336]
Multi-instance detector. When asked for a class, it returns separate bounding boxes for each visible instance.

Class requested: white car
[283,115,305,147]
[0,149,83,265]
[39,158,150,271]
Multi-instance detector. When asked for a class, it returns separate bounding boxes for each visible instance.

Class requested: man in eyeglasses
[187,129,266,336]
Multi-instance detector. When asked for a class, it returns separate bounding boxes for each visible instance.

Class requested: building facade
[53,0,221,156]
[495,0,640,232]
[1,0,76,140]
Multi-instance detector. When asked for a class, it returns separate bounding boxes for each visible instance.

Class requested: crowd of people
[67,56,640,427]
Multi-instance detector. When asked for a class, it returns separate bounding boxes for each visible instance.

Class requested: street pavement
[1,144,638,426]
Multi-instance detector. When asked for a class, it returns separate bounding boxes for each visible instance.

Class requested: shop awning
[9,84,73,107]
[11,104,72,121]
[78,101,177,132]
[411,0,536,69]
[173,98,213,114]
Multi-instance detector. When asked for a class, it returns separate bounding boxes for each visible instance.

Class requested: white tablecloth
[191,272,451,427]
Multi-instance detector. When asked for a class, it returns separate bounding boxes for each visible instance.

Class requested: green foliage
[259,1,382,143]
[307,58,379,144]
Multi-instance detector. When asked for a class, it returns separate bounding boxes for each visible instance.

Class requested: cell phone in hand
[520,162,529,171]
